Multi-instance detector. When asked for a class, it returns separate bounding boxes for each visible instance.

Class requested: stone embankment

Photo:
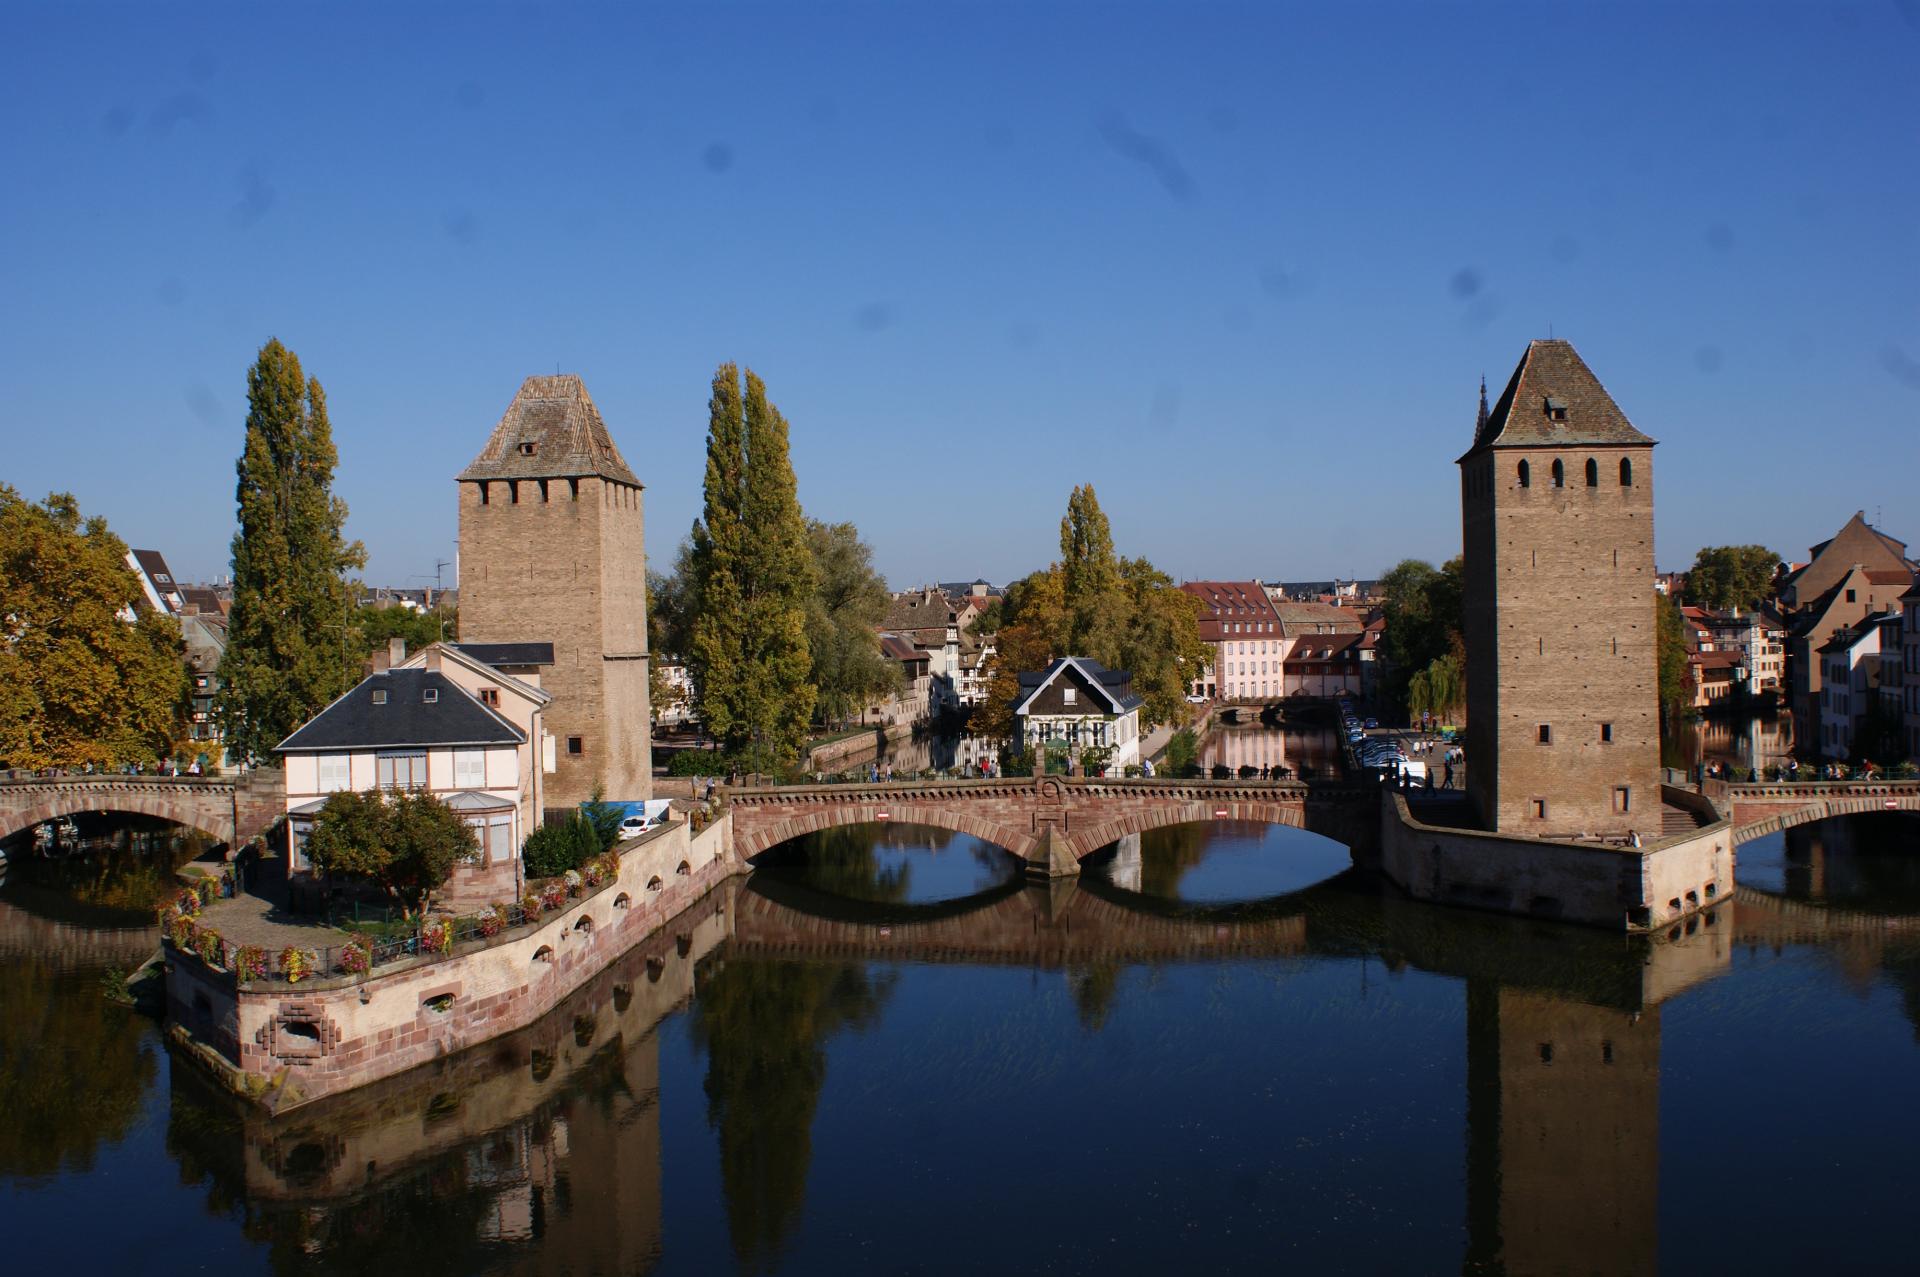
[166,811,742,1111]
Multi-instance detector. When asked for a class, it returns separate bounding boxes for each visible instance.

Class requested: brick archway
[1724,785,1920,846]
[730,800,1036,863]
[0,794,230,846]
[0,773,285,849]
[1062,801,1317,861]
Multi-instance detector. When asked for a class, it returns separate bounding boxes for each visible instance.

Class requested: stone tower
[458,375,651,811]
[1459,340,1656,838]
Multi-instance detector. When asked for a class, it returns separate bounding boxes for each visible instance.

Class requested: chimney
[388,637,407,668]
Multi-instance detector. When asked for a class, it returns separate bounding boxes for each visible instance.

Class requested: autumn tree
[1684,545,1779,612]
[1378,557,1464,717]
[975,487,1205,739]
[0,487,186,769]
[215,339,365,763]
[1655,593,1690,715]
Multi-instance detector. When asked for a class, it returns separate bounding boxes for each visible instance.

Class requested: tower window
[569,478,579,501]
[479,481,490,506]
[1585,458,1598,487]
[567,736,583,756]
[1544,397,1567,421]
[1518,459,1530,488]
[1615,786,1631,813]
[518,441,537,456]
[1600,722,1613,742]
[1551,459,1565,488]
[538,479,549,502]
[509,481,519,504]
[1531,799,1547,819]
[1537,724,1552,745]
[1620,457,1633,486]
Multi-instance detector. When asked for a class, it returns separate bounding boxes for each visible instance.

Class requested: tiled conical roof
[1463,339,1654,456]
[458,375,639,485]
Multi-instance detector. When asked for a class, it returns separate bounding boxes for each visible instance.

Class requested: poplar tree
[687,364,749,748]
[1060,484,1121,653]
[214,339,365,763]
[737,371,818,769]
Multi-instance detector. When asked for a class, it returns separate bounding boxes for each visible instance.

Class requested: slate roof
[277,669,525,752]
[1180,581,1280,642]
[451,641,556,668]
[1013,657,1144,715]
[1465,339,1655,455]
[458,375,639,485]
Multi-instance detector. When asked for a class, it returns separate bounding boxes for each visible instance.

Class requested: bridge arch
[1730,792,1920,846]
[0,792,230,848]
[732,802,1035,864]
[1064,800,1324,862]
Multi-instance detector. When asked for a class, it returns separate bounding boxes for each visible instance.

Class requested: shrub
[1211,764,1231,780]
[522,814,600,879]
[1123,764,1141,778]
[667,749,730,777]
[1164,728,1199,776]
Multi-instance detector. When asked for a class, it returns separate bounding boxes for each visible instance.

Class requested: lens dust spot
[1096,111,1193,201]
[1550,235,1579,263]
[854,302,893,332]
[185,383,222,427]
[1449,268,1483,299]
[229,164,276,228]
[1881,346,1920,391]
[1693,345,1724,374]
[1705,223,1734,251]
[156,277,185,306]
[443,209,477,244]
[702,142,734,174]
[103,104,134,137]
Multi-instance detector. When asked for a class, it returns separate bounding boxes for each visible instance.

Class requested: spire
[1475,375,1488,435]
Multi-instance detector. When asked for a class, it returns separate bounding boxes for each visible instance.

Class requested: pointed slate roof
[458,375,639,485]
[1463,339,1654,457]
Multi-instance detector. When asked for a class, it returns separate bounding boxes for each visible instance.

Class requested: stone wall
[173,812,738,1109]
[1379,792,1729,931]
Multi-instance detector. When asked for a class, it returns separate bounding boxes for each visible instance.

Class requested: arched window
[1585,458,1598,487]
[1517,459,1530,488]
[532,945,554,964]
[1551,459,1565,488]
[676,861,690,876]
[647,875,663,892]
[573,915,594,935]
[613,892,631,910]
[1619,457,1633,486]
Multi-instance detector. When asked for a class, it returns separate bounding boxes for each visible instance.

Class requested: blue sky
[3,2,1917,591]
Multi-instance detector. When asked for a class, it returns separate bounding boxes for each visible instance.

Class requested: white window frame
[454,748,486,789]
[317,754,351,793]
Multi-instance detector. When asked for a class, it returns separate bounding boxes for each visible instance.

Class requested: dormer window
[1544,397,1568,421]
[1063,687,1077,705]
[518,441,537,456]
[371,689,388,705]
[423,688,438,703]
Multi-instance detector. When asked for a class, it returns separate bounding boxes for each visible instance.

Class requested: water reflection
[751,822,1019,905]
[1091,819,1353,903]
[1196,720,1343,778]
[1661,710,1794,774]
[4,817,1920,1272]
[1736,812,1920,912]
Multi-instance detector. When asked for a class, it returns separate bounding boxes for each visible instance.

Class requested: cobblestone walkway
[198,888,347,951]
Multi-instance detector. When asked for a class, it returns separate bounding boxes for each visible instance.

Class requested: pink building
[1179,581,1284,700]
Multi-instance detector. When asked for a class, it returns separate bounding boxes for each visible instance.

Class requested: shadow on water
[1082,817,1356,907]
[749,821,1021,907]
[1735,811,1920,913]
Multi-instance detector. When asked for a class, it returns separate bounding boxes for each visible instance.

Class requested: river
[2,799,1917,1273]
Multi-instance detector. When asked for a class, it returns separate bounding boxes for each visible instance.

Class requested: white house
[1012,657,1144,773]
[275,641,554,900]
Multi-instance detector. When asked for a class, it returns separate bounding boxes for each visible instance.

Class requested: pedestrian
[1442,760,1454,790]
[883,761,893,783]
[1628,829,1642,848]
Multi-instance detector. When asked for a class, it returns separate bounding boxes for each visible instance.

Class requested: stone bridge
[0,771,286,850]
[1713,780,1920,845]
[724,776,1380,877]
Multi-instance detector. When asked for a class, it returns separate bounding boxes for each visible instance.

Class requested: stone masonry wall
[190,812,736,1108]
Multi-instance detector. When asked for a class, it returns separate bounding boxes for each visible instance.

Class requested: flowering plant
[191,875,219,907]
[233,945,269,982]
[564,869,584,894]
[520,891,544,920]
[420,918,453,956]
[175,888,202,918]
[195,928,226,968]
[338,937,371,975]
[168,912,199,951]
[280,946,316,984]
[581,860,604,888]
[540,883,568,912]
[477,904,507,938]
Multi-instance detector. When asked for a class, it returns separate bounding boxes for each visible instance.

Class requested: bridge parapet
[723,775,1377,872]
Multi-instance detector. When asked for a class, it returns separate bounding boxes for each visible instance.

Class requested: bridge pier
[1025,827,1081,880]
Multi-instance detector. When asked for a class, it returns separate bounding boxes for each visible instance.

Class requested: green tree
[304,788,477,913]
[520,813,600,878]
[1656,593,1690,714]
[805,520,901,726]
[687,365,818,773]
[0,487,186,769]
[215,339,366,763]
[350,601,447,665]
[1378,557,1464,718]
[1060,484,1121,652]
[1685,545,1779,612]
[582,784,624,852]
